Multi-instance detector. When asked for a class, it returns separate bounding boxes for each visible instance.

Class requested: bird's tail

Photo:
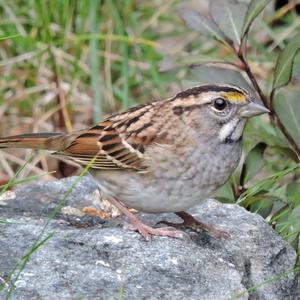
[0,132,69,151]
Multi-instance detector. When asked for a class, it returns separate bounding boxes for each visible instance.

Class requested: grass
[89,0,103,122]
[0,1,179,176]
[0,0,300,298]
[228,265,300,300]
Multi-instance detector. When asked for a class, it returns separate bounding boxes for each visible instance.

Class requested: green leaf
[287,206,300,239]
[237,163,300,205]
[292,52,300,78]
[0,34,21,41]
[245,118,288,149]
[210,0,248,45]
[287,183,300,205]
[269,146,299,163]
[242,0,272,37]
[177,7,229,44]
[241,142,267,184]
[274,89,300,146]
[250,195,274,217]
[216,181,235,203]
[272,32,300,90]
[240,192,273,208]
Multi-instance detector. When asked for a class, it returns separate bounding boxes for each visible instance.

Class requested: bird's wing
[58,101,171,171]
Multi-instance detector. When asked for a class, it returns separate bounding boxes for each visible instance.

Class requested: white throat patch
[218,119,246,142]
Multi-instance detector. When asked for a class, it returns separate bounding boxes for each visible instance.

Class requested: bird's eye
[212,98,228,111]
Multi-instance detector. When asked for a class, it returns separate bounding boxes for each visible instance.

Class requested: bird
[0,84,269,241]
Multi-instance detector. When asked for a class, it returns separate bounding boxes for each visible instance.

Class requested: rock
[0,176,298,300]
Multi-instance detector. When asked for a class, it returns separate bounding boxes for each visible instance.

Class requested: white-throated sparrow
[0,84,269,240]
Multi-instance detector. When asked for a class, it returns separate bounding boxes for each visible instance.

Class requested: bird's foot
[108,197,184,241]
[124,222,184,241]
[158,211,230,240]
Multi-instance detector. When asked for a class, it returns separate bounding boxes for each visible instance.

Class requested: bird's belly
[93,142,241,213]
[95,173,206,213]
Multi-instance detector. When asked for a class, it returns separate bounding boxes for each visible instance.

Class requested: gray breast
[93,140,241,213]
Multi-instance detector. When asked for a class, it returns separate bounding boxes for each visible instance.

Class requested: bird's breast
[93,140,241,213]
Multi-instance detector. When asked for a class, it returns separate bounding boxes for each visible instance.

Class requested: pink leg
[109,197,184,241]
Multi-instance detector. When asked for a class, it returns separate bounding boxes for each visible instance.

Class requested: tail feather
[0,132,66,151]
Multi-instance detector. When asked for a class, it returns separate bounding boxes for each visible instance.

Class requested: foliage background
[0,0,300,295]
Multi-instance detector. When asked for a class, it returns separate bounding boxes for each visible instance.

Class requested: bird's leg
[158,211,230,240]
[109,197,184,241]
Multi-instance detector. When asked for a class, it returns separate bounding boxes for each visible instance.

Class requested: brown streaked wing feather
[56,102,170,171]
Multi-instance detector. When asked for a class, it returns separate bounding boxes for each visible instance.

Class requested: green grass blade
[89,0,103,122]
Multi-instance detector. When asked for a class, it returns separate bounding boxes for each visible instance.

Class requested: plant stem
[269,89,300,158]
[237,51,300,161]
[237,53,267,107]
[274,115,300,158]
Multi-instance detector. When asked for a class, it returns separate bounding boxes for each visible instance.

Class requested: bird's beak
[238,100,270,118]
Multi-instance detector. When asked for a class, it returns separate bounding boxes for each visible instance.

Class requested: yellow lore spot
[222,92,246,103]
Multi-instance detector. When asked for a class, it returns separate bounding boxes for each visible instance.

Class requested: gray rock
[0,176,298,300]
